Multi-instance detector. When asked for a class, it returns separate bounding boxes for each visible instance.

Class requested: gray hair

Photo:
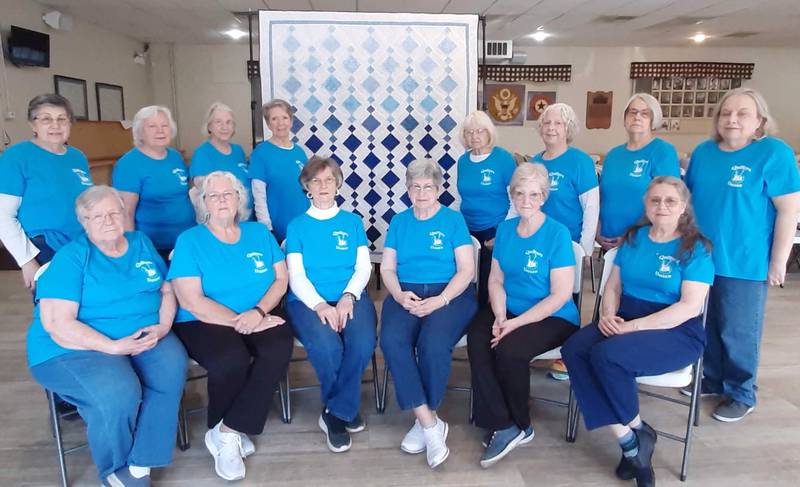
[132,105,177,147]
[405,159,443,189]
[459,110,498,149]
[537,103,580,144]
[262,99,293,122]
[624,93,663,131]
[299,156,343,192]
[510,163,550,202]
[27,93,75,123]
[195,171,251,223]
[710,87,777,142]
[202,101,235,137]
[75,185,125,222]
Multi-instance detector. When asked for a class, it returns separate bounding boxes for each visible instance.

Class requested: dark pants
[173,311,294,435]
[31,235,57,265]
[561,295,704,430]
[470,227,497,308]
[467,307,577,431]
[157,248,173,265]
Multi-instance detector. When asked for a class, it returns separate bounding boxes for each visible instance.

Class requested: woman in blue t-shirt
[285,157,377,454]
[169,171,293,481]
[27,185,187,485]
[562,176,714,487]
[0,93,93,289]
[455,110,517,307]
[597,94,680,250]
[686,88,800,423]
[112,105,194,261]
[467,163,579,468]
[379,159,478,469]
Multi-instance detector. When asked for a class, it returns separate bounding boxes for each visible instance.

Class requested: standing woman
[113,105,194,261]
[598,94,680,250]
[249,99,310,242]
[686,88,800,422]
[190,102,252,215]
[0,94,93,289]
[285,157,376,454]
[456,110,517,306]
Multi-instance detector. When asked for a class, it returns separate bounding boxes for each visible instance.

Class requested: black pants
[470,227,497,309]
[173,311,293,435]
[467,307,577,431]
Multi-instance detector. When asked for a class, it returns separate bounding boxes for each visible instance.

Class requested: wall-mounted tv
[8,26,50,67]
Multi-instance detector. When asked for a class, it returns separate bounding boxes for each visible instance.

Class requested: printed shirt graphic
[249,140,310,242]
[531,147,598,242]
[112,147,195,250]
[286,210,368,302]
[168,222,284,322]
[456,146,517,231]
[189,141,253,210]
[0,140,93,240]
[616,226,714,304]
[600,138,680,238]
[686,137,800,280]
[493,216,579,324]
[384,206,472,284]
[26,232,166,366]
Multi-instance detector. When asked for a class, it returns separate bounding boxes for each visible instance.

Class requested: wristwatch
[343,292,357,303]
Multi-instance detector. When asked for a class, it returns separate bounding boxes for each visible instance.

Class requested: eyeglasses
[205,191,238,203]
[86,211,123,226]
[465,128,488,136]
[512,191,544,201]
[308,177,337,188]
[408,184,437,194]
[211,120,234,128]
[34,116,70,126]
[626,109,652,119]
[647,196,681,208]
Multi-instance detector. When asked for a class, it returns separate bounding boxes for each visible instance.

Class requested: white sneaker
[205,423,246,481]
[400,419,426,454]
[239,433,255,458]
[423,419,450,468]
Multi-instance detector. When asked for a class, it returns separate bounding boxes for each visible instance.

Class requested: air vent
[723,31,759,38]
[485,40,512,60]
[594,15,638,23]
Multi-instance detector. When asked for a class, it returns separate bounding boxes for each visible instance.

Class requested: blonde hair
[459,110,498,149]
[710,87,777,142]
[510,163,550,202]
[537,103,580,144]
[132,105,177,147]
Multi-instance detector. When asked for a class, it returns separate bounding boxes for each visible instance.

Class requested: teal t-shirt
[285,210,368,302]
[384,206,472,284]
[456,146,516,232]
[168,222,284,322]
[112,147,195,250]
[0,140,93,246]
[189,141,252,211]
[686,137,800,280]
[26,231,167,367]
[616,226,714,305]
[493,216,580,324]
[530,147,598,242]
[249,140,310,242]
[599,138,680,238]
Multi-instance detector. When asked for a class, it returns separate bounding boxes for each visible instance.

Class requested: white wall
[0,0,152,150]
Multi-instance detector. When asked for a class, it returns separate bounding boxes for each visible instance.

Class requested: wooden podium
[68,121,134,185]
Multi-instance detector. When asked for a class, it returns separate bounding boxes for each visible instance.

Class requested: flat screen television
[8,26,50,67]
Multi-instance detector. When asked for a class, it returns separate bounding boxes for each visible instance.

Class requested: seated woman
[27,185,187,486]
[379,159,478,469]
[467,163,580,468]
[562,176,713,487]
[168,171,293,481]
[285,156,377,454]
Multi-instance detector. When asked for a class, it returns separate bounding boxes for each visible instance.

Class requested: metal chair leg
[47,390,69,487]
[589,254,596,293]
[682,370,702,481]
[284,372,293,424]
[177,392,190,451]
[278,377,289,424]
[379,366,389,413]
[371,353,381,413]
[468,387,474,424]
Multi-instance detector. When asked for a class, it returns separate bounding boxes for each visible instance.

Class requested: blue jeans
[380,283,477,410]
[30,333,187,480]
[562,295,704,430]
[286,291,377,422]
[703,275,767,406]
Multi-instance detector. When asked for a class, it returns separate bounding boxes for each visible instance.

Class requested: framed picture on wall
[54,75,88,120]
[95,83,125,121]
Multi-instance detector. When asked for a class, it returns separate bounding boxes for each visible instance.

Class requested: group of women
[0,86,797,487]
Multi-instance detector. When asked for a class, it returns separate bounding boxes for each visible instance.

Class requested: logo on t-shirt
[333,231,349,250]
[523,249,543,274]
[135,260,161,283]
[429,231,445,250]
[655,254,678,279]
[237,162,249,175]
[246,252,268,274]
[630,159,649,177]
[72,168,93,186]
[480,169,495,186]
[295,160,305,171]
[549,172,565,191]
[172,168,188,186]
[727,165,751,188]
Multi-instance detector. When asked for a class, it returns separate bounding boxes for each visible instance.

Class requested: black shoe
[628,421,657,487]
[345,413,366,433]
[615,422,656,480]
[318,409,351,453]
[679,382,720,398]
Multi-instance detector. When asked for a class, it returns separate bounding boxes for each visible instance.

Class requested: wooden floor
[1,266,799,486]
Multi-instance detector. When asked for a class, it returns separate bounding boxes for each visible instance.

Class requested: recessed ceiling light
[691,33,707,43]
[224,28,247,40]
[531,31,550,42]
[536,25,545,31]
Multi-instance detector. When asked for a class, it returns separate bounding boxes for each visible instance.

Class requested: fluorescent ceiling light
[691,33,707,43]
[224,28,247,40]
[531,31,550,42]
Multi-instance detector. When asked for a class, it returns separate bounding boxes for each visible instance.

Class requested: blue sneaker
[519,425,535,446]
[105,467,151,487]
[479,425,525,468]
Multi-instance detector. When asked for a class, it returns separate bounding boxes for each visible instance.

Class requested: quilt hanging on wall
[260,11,478,250]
